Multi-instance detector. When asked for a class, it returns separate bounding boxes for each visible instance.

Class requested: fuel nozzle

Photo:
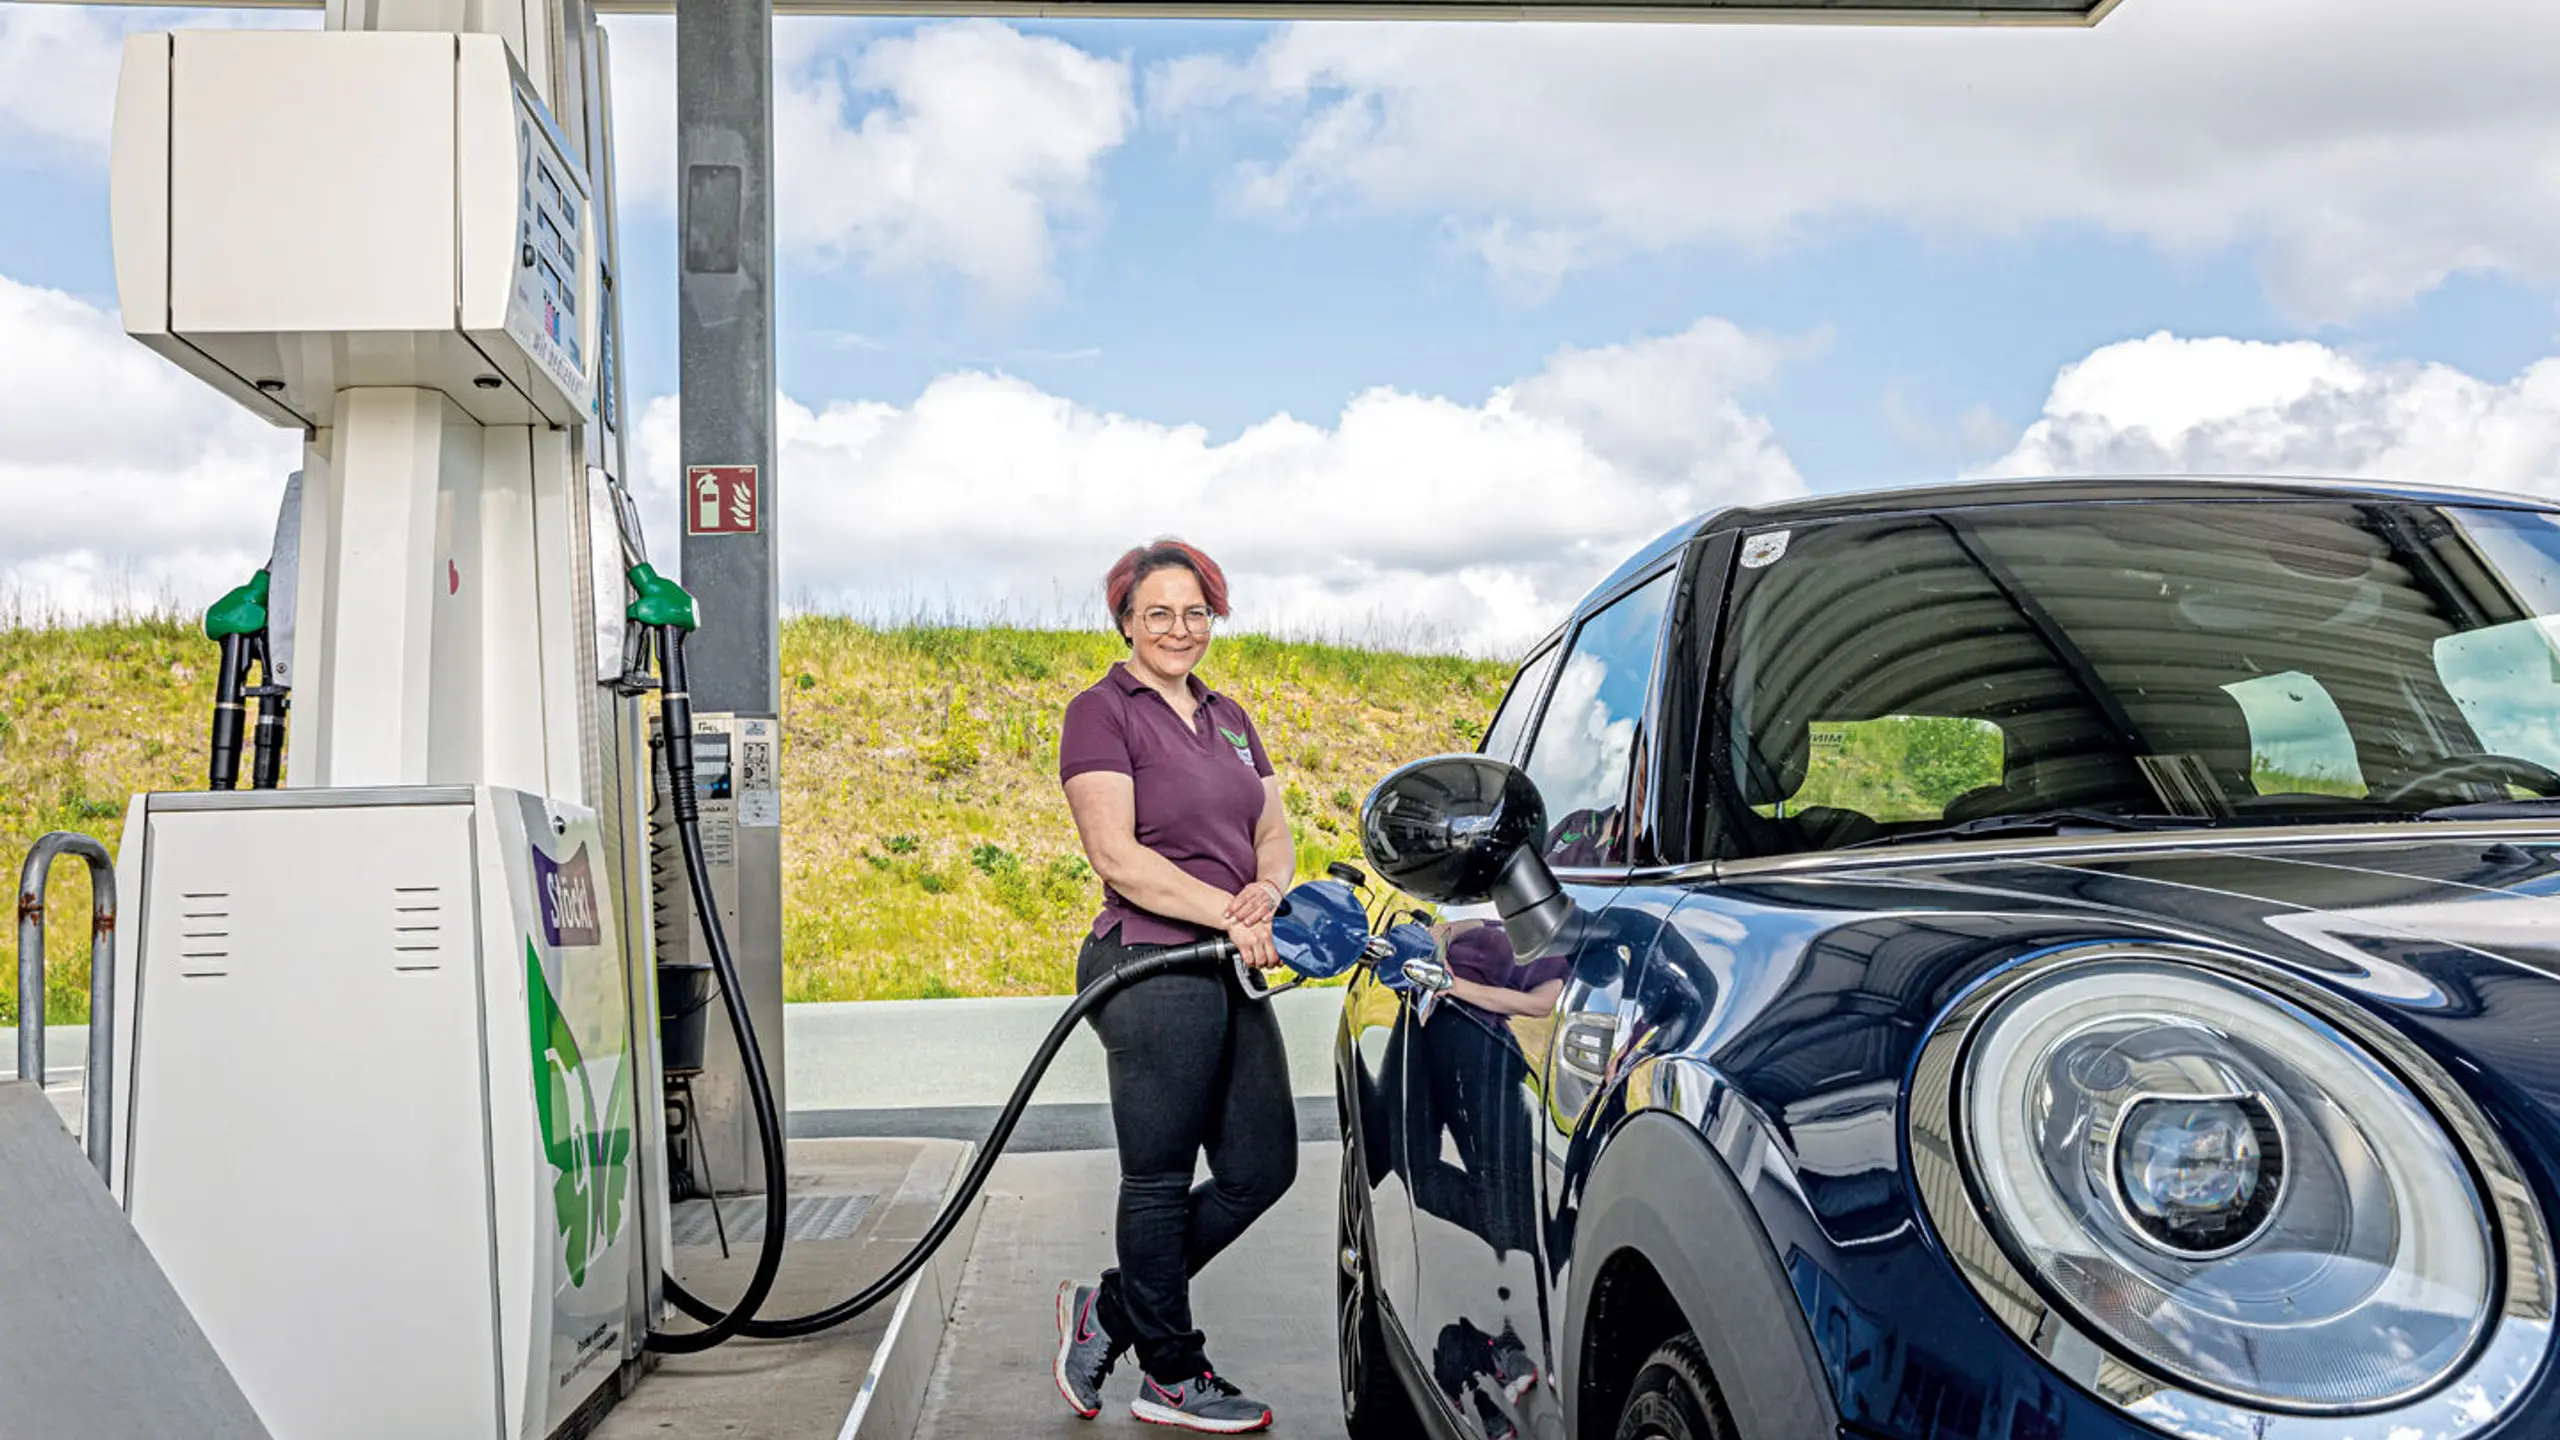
[629,563,703,818]
[202,570,272,791]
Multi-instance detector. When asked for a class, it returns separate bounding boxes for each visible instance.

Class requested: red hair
[1106,539,1230,638]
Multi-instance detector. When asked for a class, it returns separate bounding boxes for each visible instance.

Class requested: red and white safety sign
[687,465,760,535]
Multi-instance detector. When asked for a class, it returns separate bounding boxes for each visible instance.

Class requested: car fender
[1563,1109,1839,1440]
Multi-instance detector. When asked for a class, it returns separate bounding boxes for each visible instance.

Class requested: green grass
[2,617,1509,1018]
[775,621,1503,1002]
[1,616,204,1025]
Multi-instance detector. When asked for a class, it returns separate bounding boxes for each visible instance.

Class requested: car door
[1401,566,1681,1440]
[1358,634,1569,1342]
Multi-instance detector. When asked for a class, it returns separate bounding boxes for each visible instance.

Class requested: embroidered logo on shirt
[1220,725,1254,767]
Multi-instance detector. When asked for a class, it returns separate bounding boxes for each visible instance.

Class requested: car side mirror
[1359,754,1574,961]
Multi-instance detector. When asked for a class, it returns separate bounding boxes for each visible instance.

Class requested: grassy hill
[1,618,1510,1021]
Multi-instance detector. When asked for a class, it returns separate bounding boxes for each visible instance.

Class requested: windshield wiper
[2419,797,2560,821]
[1843,808,2202,851]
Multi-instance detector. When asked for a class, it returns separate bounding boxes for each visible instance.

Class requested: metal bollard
[16,832,117,1182]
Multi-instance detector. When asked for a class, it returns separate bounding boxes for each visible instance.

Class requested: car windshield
[1710,498,2560,856]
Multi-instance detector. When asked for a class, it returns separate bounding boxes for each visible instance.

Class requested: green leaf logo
[1219,726,1252,765]
[528,940,633,1288]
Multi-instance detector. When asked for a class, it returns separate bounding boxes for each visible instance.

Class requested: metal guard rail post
[16,832,117,1182]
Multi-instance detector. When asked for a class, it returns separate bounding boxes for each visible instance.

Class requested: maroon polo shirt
[1445,922,1571,992]
[1059,662,1275,944]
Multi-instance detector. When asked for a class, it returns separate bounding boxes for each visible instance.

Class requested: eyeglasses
[1139,606,1216,636]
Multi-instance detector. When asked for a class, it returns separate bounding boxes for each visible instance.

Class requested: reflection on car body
[1332,477,2560,1440]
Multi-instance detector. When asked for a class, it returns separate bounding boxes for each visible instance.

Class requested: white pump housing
[111,30,596,430]
[94,12,670,1438]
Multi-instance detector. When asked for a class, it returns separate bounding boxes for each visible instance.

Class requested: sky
[10,0,2560,654]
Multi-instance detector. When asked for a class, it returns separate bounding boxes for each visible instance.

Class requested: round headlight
[1960,959,2493,1411]
[2112,1092,2282,1255]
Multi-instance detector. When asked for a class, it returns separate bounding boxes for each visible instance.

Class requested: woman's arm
[1063,772,1238,931]
[1253,776,1294,892]
[1224,777,1295,926]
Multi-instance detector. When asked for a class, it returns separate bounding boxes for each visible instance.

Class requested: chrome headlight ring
[1908,942,2554,1440]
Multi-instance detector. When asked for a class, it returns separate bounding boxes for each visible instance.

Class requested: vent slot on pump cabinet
[177,893,232,978]
[391,885,444,971]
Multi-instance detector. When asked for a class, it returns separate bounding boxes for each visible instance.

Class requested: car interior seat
[1725,723,1885,851]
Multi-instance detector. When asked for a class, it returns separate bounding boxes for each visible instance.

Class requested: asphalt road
[786,991,1346,1153]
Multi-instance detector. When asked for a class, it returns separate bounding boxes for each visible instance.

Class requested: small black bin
[659,961,717,1074]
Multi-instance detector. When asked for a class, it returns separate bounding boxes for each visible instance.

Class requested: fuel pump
[201,570,289,791]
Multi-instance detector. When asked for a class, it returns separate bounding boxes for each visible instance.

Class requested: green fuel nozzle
[627,563,699,632]
[204,569,271,641]
[203,569,277,791]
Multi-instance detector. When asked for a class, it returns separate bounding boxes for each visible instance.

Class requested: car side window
[1480,641,1562,767]
[1520,572,1675,867]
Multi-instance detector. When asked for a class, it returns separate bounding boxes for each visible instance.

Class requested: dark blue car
[1333,478,2560,1440]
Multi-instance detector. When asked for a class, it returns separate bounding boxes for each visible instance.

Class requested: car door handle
[1556,1013,1617,1079]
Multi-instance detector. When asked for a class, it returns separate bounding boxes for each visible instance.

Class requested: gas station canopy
[66,0,2118,18]
[616,0,2120,16]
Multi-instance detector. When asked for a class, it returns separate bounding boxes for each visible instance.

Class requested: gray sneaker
[1130,1371,1273,1433]
[1054,1281,1127,1418]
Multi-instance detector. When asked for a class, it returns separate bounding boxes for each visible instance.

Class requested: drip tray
[670,1189,878,1247]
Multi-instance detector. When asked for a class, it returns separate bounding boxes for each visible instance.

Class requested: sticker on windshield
[1741,530,1791,569]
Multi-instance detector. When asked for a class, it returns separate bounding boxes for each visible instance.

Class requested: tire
[1338,1139,1425,1440]
[1612,1333,1737,1440]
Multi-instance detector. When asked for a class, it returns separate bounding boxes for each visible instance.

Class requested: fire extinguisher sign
[686,465,760,535]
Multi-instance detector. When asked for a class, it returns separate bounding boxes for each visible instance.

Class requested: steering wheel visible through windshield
[1709,498,2560,857]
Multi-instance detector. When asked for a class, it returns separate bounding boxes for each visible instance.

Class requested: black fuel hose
[645,625,793,1354]
[641,619,1237,1346]
[662,930,1236,1339]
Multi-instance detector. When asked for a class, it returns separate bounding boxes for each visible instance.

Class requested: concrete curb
[836,1152,987,1440]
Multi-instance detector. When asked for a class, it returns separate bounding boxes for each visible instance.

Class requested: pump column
[676,0,785,1192]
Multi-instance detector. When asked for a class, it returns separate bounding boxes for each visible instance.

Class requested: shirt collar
[1110,661,1216,706]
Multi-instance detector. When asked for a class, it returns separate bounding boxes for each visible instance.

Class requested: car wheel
[1613,1333,1736,1440]
[1338,1142,1423,1440]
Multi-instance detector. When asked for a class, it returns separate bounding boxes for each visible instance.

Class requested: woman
[1052,538,1297,1434]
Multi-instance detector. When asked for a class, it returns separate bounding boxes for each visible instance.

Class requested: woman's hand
[1227,917,1283,971]
[1222,878,1284,927]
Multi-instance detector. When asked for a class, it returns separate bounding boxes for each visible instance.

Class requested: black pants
[1079,925,1298,1382]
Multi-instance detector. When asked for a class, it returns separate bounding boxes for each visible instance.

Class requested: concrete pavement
[594,1137,977,1440]
[916,1143,1346,1440]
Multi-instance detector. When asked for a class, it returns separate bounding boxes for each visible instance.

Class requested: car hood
[1830,828,2560,1112]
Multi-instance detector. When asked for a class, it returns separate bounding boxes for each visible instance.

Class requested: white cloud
[1980,331,2560,497]
[1526,650,1634,814]
[0,255,1793,652]
[0,5,311,159]
[605,18,1132,296]
[628,317,1803,655]
[0,275,303,621]
[0,6,127,155]
[1156,0,2560,321]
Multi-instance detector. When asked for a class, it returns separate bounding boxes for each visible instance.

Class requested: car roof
[1567,474,2560,618]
